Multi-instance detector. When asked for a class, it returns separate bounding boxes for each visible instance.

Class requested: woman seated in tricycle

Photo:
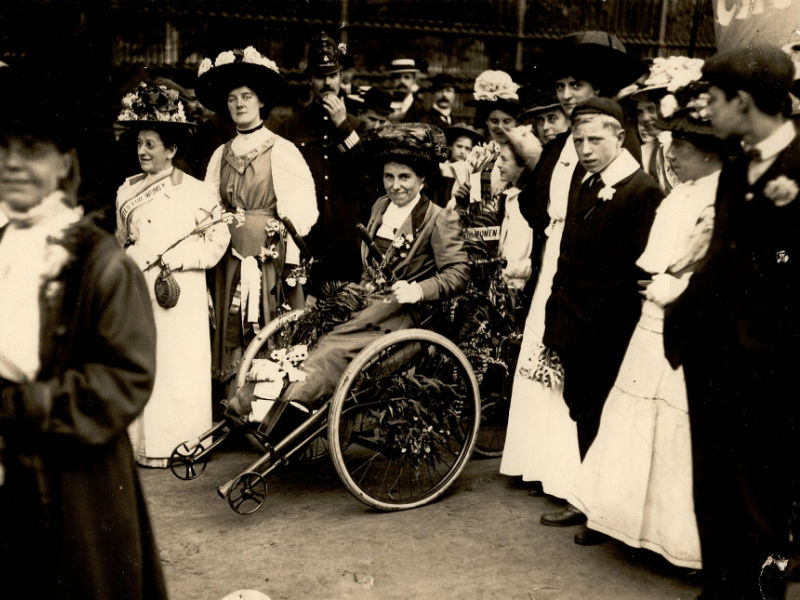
[227,122,470,428]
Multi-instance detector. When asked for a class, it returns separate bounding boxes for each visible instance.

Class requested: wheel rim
[168,442,208,480]
[474,397,508,457]
[332,334,479,508]
[227,471,268,515]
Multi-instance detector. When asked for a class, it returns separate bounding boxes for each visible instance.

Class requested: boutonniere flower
[392,232,415,259]
[598,185,616,201]
[763,175,799,207]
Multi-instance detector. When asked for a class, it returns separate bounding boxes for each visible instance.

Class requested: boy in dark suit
[664,45,799,600]
[539,98,663,537]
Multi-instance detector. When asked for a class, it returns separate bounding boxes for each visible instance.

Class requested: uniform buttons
[55,325,67,336]
[300,142,305,147]
[323,116,329,120]
[324,175,329,180]
[323,155,328,160]
[323,135,328,140]
[324,195,329,200]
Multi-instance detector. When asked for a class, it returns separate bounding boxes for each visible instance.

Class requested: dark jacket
[420,107,453,129]
[543,159,662,353]
[518,125,643,296]
[665,134,800,377]
[0,219,165,600]
[362,194,470,300]
[275,103,365,288]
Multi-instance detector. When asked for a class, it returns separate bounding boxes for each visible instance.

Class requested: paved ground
[139,447,734,600]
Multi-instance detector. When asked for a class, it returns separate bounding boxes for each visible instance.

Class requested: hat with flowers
[116,81,192,128]
[625,56,705,105]
[468,70,521,118]
[195,46,284,117]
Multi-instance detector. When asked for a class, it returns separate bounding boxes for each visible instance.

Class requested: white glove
[391,280,424,304]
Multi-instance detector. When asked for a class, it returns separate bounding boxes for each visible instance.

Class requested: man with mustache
[422,73,458,128]
[276,32,365,291]
[388,57,427,123]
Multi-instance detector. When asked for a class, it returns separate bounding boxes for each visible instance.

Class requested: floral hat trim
[198,46,280,78]
[643,56,704,93]
[473,70,520,103]
[117,82,189,124]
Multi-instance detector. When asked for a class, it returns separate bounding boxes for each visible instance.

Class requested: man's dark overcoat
[664,134,800,597]
[276,103,365,289]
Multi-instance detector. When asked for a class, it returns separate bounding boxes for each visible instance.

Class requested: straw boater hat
[468,70,520,118]
[389,58,423,75]
[116,80,194,133]
[195,46,284,117]
[366,122,448,176]
[540,30,647,96]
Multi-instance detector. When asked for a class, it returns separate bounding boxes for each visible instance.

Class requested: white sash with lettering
[118,172,174,233]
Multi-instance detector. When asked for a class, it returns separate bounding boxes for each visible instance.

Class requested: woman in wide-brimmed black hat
[196,46,318,387]
[0,66,167,599]
[570,81,724,563]
[114,80,231,468]
[227,122,469,423]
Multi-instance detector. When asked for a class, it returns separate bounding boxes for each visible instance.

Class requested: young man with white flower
[539,98,662,543]
[664,45,800,600]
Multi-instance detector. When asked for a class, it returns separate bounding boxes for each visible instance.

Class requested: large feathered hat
[365,122,448,174]
[195,46,285,117]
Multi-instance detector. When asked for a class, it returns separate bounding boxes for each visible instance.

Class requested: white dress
[499,137,581,500]
[569,171,719,569]
[116,168,230,467]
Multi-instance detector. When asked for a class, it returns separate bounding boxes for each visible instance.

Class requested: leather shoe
[540,504,586,527]
[574,525,609,545]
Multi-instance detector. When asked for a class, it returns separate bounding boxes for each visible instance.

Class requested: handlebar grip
[282,218,313,260]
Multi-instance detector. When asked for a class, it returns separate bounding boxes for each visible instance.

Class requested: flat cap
[570,96,624,124]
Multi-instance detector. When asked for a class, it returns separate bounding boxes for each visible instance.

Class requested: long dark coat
[0,218,166,600]
[664,133,800,597]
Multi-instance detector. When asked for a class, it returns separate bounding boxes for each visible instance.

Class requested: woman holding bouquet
[195,47,318,388]
[451,70,522,210]
[115,81,230,467]
[228,123,469,426]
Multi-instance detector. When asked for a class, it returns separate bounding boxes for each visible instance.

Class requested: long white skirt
[499,220,581,500]
[570,300,701,569]
[129,268,213,467]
